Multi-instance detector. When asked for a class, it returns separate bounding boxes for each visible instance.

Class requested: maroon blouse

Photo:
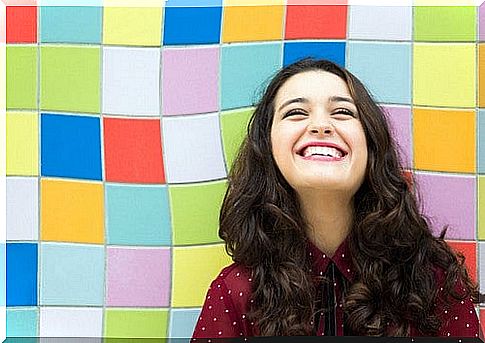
[192,239,479,339]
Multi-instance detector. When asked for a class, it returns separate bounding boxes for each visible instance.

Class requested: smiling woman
[191,59,480,339]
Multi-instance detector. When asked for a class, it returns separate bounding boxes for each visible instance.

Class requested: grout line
[36,2,41,336]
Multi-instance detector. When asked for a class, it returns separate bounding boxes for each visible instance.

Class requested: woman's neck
[298,190,353,257]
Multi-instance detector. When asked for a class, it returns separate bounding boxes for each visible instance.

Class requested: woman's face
[270,70,368,196]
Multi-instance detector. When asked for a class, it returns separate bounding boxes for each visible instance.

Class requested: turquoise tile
[221,43,282,110]
[40,6,102,44]
[347,41,412,104]
[169,308,201,338]
[7,308,38,337]
[40,243,104,306]
[106,184,171,246]
[479,109,485,174]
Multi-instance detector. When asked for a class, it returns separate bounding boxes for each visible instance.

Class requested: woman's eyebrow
[277,97,309,112]
[328,96,355,104]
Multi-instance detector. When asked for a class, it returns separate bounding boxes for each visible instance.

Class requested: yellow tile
[103,7,162,46]
[222,5,284,43]
[413,43,475,108]
[413,107,475,173]
[104,0,163,6]
[6,112,38,176]
[41,179,104,244]
[225,0,284,5]
[172,244,232,307]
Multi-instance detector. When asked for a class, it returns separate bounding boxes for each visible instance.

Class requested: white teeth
[302,146,343,158]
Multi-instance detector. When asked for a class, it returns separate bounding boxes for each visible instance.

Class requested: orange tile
[41,179,104,244]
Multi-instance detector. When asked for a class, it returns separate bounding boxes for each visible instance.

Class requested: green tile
[41,46,100,113]
[221,107,253,171]
[7,46,38,110]
[104,309,169,338]
[414,6,476,42]
[169,180,226,245]
[479,176,485,240]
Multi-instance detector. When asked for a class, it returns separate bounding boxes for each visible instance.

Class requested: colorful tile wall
[5,3,484,339]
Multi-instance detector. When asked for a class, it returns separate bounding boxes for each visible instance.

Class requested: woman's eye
[333,108,355,117]
[283,109,307,118]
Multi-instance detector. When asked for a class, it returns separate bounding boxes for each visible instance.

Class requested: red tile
[104,118,165,184]
[285,5,347,39]
[447,240,477,283]
[6,6,37,43]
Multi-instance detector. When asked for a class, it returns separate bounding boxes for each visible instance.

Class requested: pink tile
[106,247,171,307]
[381,105,412,169]
[414,172,475,240]
[162,47,219,115]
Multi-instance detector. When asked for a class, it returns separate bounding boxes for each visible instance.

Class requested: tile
[221,43,281,110]
[283,41,345,67]
[103,117,165,184]
[479,241,485,293]
[104,0,164,6]
[285,5,347,39]
[162,47,219,115]
[348,5,412,41]
[41,179,104,244]
[163,6,222,45]
[220,108,253,171]
[172,244,232,307]
[225,0,284,5]
[414,6,476,42]
[162,114,226,183]
[106,247,170,307]
[347,42,411,104]
[7,308,38,337]
[40,0,102,4]
[414,172,475,240]
[6,243,37,306]
[6,112,38,176]
[40,46,100,113]
[413,108,475,173]
[40,243,104,306]
[6,46,37,109]
[480,2,485,41]
[479,44,485,107]
[169,308,201,338]
[222,5,284,42]
[447,240,476,282]
[380,106,412,169]
[7,177,38,241]
[103,47,160,116]
[169,180,227,246]
[40,6,102,43]
[6,6,37,43]
[106,184,171,246]
[41,113,102,180]
[39,307,103,337]
[166,0,222,5]
[479,177,485,240]
[478,110,485,173]
[103,7,162,46]
[104,309,168,338]
[413,43,475,108]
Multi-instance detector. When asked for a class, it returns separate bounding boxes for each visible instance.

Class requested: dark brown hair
[219,58,478,336]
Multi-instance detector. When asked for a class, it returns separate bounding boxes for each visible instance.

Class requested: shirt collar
[307,236,355,282]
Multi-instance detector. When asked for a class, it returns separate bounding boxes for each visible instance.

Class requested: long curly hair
[219,58,478,336]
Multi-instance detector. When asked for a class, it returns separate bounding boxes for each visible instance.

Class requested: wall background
[5,0,485,338]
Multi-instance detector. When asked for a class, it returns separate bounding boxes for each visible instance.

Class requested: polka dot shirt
[191,238,479,339]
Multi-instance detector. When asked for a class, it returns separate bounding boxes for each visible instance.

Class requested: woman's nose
[308,119,334,135]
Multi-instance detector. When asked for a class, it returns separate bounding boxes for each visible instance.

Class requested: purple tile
[381,105,412,169]
[162,47,219,115]
[106,247,171,307]
[414,172,475,240]
[480,2,485,41]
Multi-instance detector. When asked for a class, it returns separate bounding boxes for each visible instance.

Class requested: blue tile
[166,0,222,6]
[347,41,412,104]
[7,308,38,337]
[283,42,346,67]
[6,243,37,306]
[40,6,102,44]
[169,308,201,338]
[164,7,222,45]
[41,113,102,180]
[221,43,282,110]
[479,109,485,174]
[106,184,172,246]
[40,243,104,306]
